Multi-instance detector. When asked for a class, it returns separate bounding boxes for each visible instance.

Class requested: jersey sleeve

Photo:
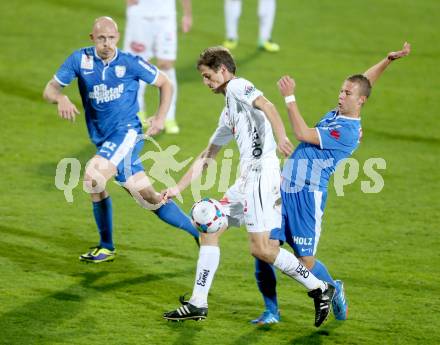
[228,78,263,107]
[54,51,80,86]
[131,56,159,85]
[316,123,359,152]
[209,113,234,146]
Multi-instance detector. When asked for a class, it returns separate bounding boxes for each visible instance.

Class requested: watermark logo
[54,158,81,203]
[334,157,386,196]
[280,157,386,196]
[122,134,193,205]
[54,135,386,204]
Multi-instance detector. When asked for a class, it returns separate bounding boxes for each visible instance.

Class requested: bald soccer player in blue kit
[43,17,199,263]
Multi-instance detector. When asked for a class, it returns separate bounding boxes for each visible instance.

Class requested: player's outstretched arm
[43,79,80,121]
[254,95,293,157]
[163,143,222,199]
[147,71,173,136]
[363,42,411,86]
[277,76,320,146]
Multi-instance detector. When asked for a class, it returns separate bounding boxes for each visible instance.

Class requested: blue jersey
[282,109,362,192]
[54,47,159,145]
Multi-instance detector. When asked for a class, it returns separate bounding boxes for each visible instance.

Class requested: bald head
[90,16,120,62]
[92,16,118,34]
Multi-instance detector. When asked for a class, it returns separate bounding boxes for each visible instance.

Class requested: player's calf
[249,234,279,264]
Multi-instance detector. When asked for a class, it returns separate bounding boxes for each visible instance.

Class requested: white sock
[273,248,326,291]
[137,80,147,113]
[163,68,177,121]
[189,246,220,308]
[224,0,242,40]
[258,0,276,42]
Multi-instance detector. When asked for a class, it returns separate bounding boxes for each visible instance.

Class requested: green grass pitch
[0,0,439,344]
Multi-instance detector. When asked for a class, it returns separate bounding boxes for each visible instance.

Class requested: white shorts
[123,8,177,61]
[220,161,282,233]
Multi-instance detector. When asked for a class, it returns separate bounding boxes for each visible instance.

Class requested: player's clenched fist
[277,76,296,97]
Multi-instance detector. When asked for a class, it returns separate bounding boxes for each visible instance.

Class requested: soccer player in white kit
[163,46,335,327]
[223,0,280,52]
[124,0,192,134]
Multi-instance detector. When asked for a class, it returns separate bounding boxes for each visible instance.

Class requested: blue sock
[310,260,337,290]
[92,197,114,250]
[255,258,278,314]
[153,200,199,239]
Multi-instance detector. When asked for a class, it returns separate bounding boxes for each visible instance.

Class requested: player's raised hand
[277,76,296,97]
[277,136,294,157]
[387,42,411,61]
[57,95,80,122]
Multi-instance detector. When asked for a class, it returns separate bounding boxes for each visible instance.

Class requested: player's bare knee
[83,156,114,194]
[83,171,107,194]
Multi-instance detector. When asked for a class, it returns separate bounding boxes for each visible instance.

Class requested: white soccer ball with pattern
[191,198,227,233]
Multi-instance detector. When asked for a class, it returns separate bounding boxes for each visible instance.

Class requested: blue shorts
[272,189,327,257]
[96,126,145,183]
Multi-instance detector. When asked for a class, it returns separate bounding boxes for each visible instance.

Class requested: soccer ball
[191,198,227,233]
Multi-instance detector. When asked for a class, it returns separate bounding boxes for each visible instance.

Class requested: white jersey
[128,0,176,17]
[210,78,278,169]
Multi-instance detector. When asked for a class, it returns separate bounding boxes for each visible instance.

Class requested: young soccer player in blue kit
[251,42,411,325]
[43,17,199,263]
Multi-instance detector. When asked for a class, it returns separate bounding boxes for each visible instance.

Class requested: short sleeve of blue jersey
[54,51,80,86]
[130,56,159,85]
[316,123,359,152]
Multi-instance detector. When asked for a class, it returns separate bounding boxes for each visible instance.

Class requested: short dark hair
[197,46,236,74]
[346,74,372,98]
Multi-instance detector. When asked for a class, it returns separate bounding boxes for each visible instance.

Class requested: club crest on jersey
[244,84,256,97]
[115,65,126,78]
[80,54,94,70]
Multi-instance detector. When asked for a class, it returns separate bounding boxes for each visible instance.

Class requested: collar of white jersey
[224,77,238,91]
[93,47,119,65]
